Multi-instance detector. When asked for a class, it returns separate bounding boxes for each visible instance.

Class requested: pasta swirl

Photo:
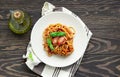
[43,23,75,56]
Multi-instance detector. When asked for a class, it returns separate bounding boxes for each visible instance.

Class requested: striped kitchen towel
[23,2,92,77]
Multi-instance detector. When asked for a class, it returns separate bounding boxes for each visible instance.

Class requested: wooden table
[0,0,120,77]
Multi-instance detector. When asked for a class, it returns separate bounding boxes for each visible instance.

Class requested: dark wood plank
[0,0,120,5]
[86,37,120,55]
[0,54,119,77]
[0,4,119,39]
[0,35,120,55]
[75,55,120,77]
[0,55,38,77]
[0,1,120,21]
[1,3,120,20]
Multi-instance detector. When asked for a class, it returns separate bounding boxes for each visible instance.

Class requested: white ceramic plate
[31,12,88,67]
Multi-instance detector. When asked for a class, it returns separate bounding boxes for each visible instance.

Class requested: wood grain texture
[86,37,120,54]
[75,55,120,77]
[0,0,120,77]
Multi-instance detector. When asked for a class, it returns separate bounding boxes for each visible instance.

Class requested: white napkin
[23,2,92,77]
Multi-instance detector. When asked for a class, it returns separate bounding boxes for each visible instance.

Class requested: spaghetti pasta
[43,23,75,56]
